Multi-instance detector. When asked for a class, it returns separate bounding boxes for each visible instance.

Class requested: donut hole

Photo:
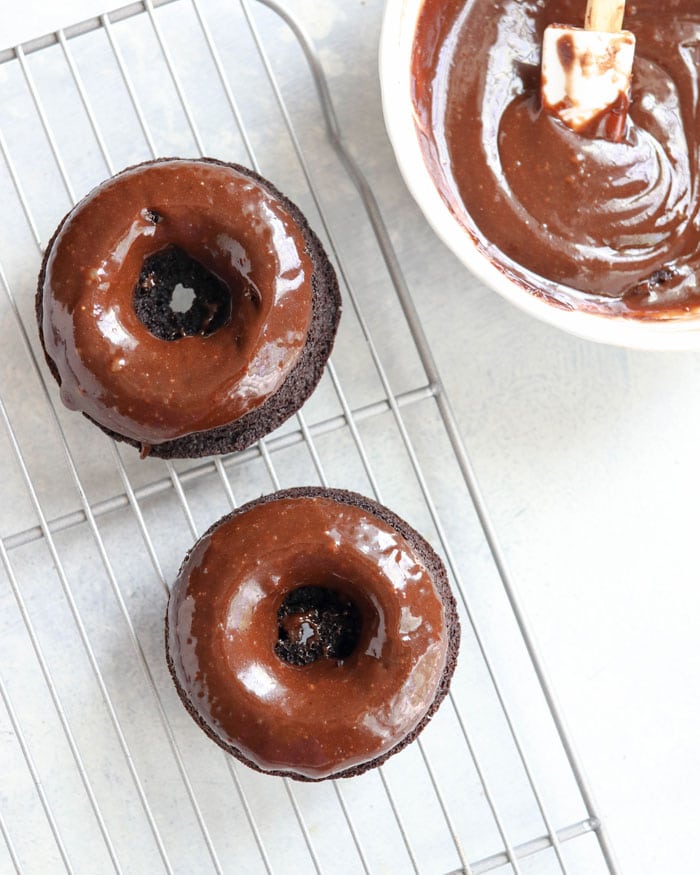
[170,283,196,313]
[133,244,232,341]
[275,586,362,666]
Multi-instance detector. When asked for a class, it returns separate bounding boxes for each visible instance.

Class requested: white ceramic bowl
[379,0,700,349]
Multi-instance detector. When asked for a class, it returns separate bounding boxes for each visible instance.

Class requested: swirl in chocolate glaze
[40,159,313,444]
[166,489,459,780]
[412,0,700,317]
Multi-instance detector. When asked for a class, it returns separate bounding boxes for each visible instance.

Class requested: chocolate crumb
[649,268,676,288]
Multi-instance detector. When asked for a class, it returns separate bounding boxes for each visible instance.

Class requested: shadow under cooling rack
[0,1,618,873]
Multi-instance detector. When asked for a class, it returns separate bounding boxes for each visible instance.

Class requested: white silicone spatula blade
[541,0,635,140]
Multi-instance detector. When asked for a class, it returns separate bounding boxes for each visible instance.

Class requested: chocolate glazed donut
[36,158,341,458]
[166,487,461,781]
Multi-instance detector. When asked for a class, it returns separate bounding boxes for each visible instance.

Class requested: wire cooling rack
[0,1,619,873]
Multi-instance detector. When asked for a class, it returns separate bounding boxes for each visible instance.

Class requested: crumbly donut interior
[275,585,362,666]
[133,242,233,341]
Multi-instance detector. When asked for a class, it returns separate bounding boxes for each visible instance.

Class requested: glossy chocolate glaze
[167,493,452,780]
[40,159,313,444]
[413,0,700,317]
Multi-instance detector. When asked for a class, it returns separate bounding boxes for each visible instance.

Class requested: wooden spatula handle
[585,0,625,32]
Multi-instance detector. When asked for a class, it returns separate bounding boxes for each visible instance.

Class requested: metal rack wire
[0,1,619,872]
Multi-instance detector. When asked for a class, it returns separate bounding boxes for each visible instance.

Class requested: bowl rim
[378,0,700,350]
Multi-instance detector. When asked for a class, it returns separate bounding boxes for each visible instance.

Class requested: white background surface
[4,1,699,873]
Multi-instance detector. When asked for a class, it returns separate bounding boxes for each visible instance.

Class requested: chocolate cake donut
[166,487,460,781]
[36,158,340,458]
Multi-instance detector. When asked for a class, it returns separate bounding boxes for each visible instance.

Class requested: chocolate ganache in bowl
[380,0,700,346]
